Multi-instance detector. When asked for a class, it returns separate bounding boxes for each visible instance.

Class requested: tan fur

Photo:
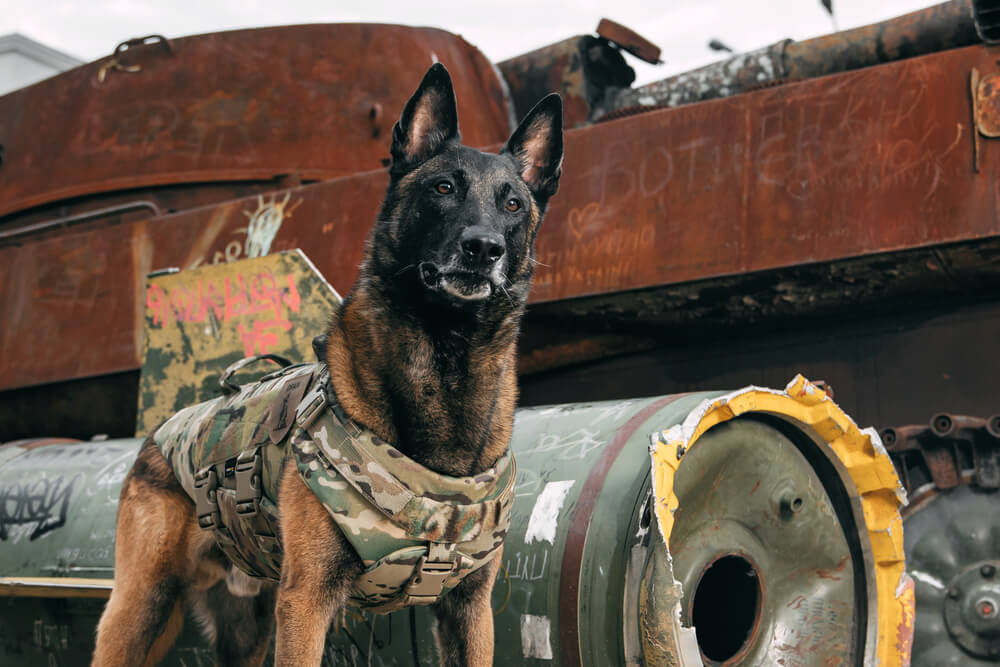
[273,461,359,666]
[433,552,502,666]
[141,603,185,667]
[93,468,223,666]
[405,93,442,160]
[327,309,518,474]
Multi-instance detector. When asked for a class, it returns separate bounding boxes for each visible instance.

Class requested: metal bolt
[982,564,996,578]
[676,445,686,459]
[948,586,960,600]
[780,494,805,515]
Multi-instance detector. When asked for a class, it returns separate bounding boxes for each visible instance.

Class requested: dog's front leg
[433,551,502,667]
[274,462,360,666]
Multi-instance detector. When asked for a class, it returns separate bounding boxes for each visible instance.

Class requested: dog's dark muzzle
[459,228,505,267]
[417,227,505,304]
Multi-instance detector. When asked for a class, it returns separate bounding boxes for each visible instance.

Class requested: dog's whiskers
[528,257,550,268]
[497,274,516,307]
[393,264,416,277]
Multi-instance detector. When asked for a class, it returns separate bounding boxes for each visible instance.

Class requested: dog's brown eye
[505,198,521,212]
[435,181,454,195]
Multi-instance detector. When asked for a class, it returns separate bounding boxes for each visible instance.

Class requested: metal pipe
[0,200,162,242]
[987,414,1000,438]
[601,0,980,117]
[930,412,986,437]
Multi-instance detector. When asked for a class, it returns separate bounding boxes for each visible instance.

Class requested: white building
[0,33,83,96]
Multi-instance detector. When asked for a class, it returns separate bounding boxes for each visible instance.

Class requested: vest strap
[234,448,262,516]
[193,466,220,529]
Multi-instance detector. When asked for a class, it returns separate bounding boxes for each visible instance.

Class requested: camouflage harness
[153,357,515,613]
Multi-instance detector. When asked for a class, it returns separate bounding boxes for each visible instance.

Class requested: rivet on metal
[676,445,686,459]
[780,494,805,515]
[982,564,996,578]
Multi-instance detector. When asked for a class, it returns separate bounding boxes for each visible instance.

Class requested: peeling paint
[909,569,945,590]
[520,614,553,659]
[524,480,574,545]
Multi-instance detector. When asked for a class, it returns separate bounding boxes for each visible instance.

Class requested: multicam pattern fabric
[153,360,514,612]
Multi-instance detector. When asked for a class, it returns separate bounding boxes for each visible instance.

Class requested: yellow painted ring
[650,374,913,667]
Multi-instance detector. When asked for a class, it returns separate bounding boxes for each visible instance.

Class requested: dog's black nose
[460,229,505,265]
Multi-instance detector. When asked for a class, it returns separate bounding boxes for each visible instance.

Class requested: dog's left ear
[503,94,563,202]
[391,63,460,170]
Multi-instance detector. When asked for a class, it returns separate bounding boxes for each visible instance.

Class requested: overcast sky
[4,0,939,84]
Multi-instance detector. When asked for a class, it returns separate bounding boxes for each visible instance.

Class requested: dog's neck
[324,282,521,478]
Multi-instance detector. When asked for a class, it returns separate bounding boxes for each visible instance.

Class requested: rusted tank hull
[0,24,511,220]
[3,43,1000,396]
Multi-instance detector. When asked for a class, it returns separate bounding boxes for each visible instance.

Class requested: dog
[92,63,563,666]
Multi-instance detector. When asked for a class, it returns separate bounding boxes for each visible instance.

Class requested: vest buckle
[193,467,220,529]
[234,449,262,516]
[404,555,456,602]
[295,383,327,431]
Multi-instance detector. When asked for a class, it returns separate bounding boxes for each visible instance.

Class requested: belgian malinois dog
[92,63,563,666]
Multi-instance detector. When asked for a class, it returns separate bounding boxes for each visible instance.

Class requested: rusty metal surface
[0,201,163,242]
[595,19,662,64]
[975,68,1000,136]
[604,41,787,113]
[882,414,1000,495]
[4,44,1000,393]
[497,33,634,128]
[783,0,978,80]
[606,0,979,115]
[536,43,1000,301]
[0,24,511,219]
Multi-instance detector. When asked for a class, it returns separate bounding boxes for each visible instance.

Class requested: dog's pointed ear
[503,93,563,202]
[391,63,459,170]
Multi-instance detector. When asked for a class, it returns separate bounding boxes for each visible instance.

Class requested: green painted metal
[907,483,1000,666]
[0,439,140,579]
[0,391,887,666]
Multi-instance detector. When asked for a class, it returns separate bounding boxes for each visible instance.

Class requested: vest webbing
[154,359,515,613]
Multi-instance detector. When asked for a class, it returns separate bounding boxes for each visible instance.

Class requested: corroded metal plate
[135,249,341,434]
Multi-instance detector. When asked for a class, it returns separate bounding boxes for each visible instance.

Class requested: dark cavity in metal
[973,0,1000,43]
[691,554,761,662]
[0,201,163,243]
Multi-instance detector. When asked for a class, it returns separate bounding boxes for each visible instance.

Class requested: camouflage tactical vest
[153,359,515,613]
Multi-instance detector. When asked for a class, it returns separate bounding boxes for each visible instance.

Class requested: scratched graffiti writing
[0,474,81,541]
[520,429,606,460]
[244,192,302,259]
[188,193,303,270]
[146,270,302,357]
[33,619,69,650]
[505,550,550,581]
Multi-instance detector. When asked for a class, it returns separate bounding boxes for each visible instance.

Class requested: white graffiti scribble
[589,400,636,425]
[243,192,302,258]
[521,429,606,460]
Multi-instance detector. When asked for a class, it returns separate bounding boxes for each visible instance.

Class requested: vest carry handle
[219,354,293,394]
